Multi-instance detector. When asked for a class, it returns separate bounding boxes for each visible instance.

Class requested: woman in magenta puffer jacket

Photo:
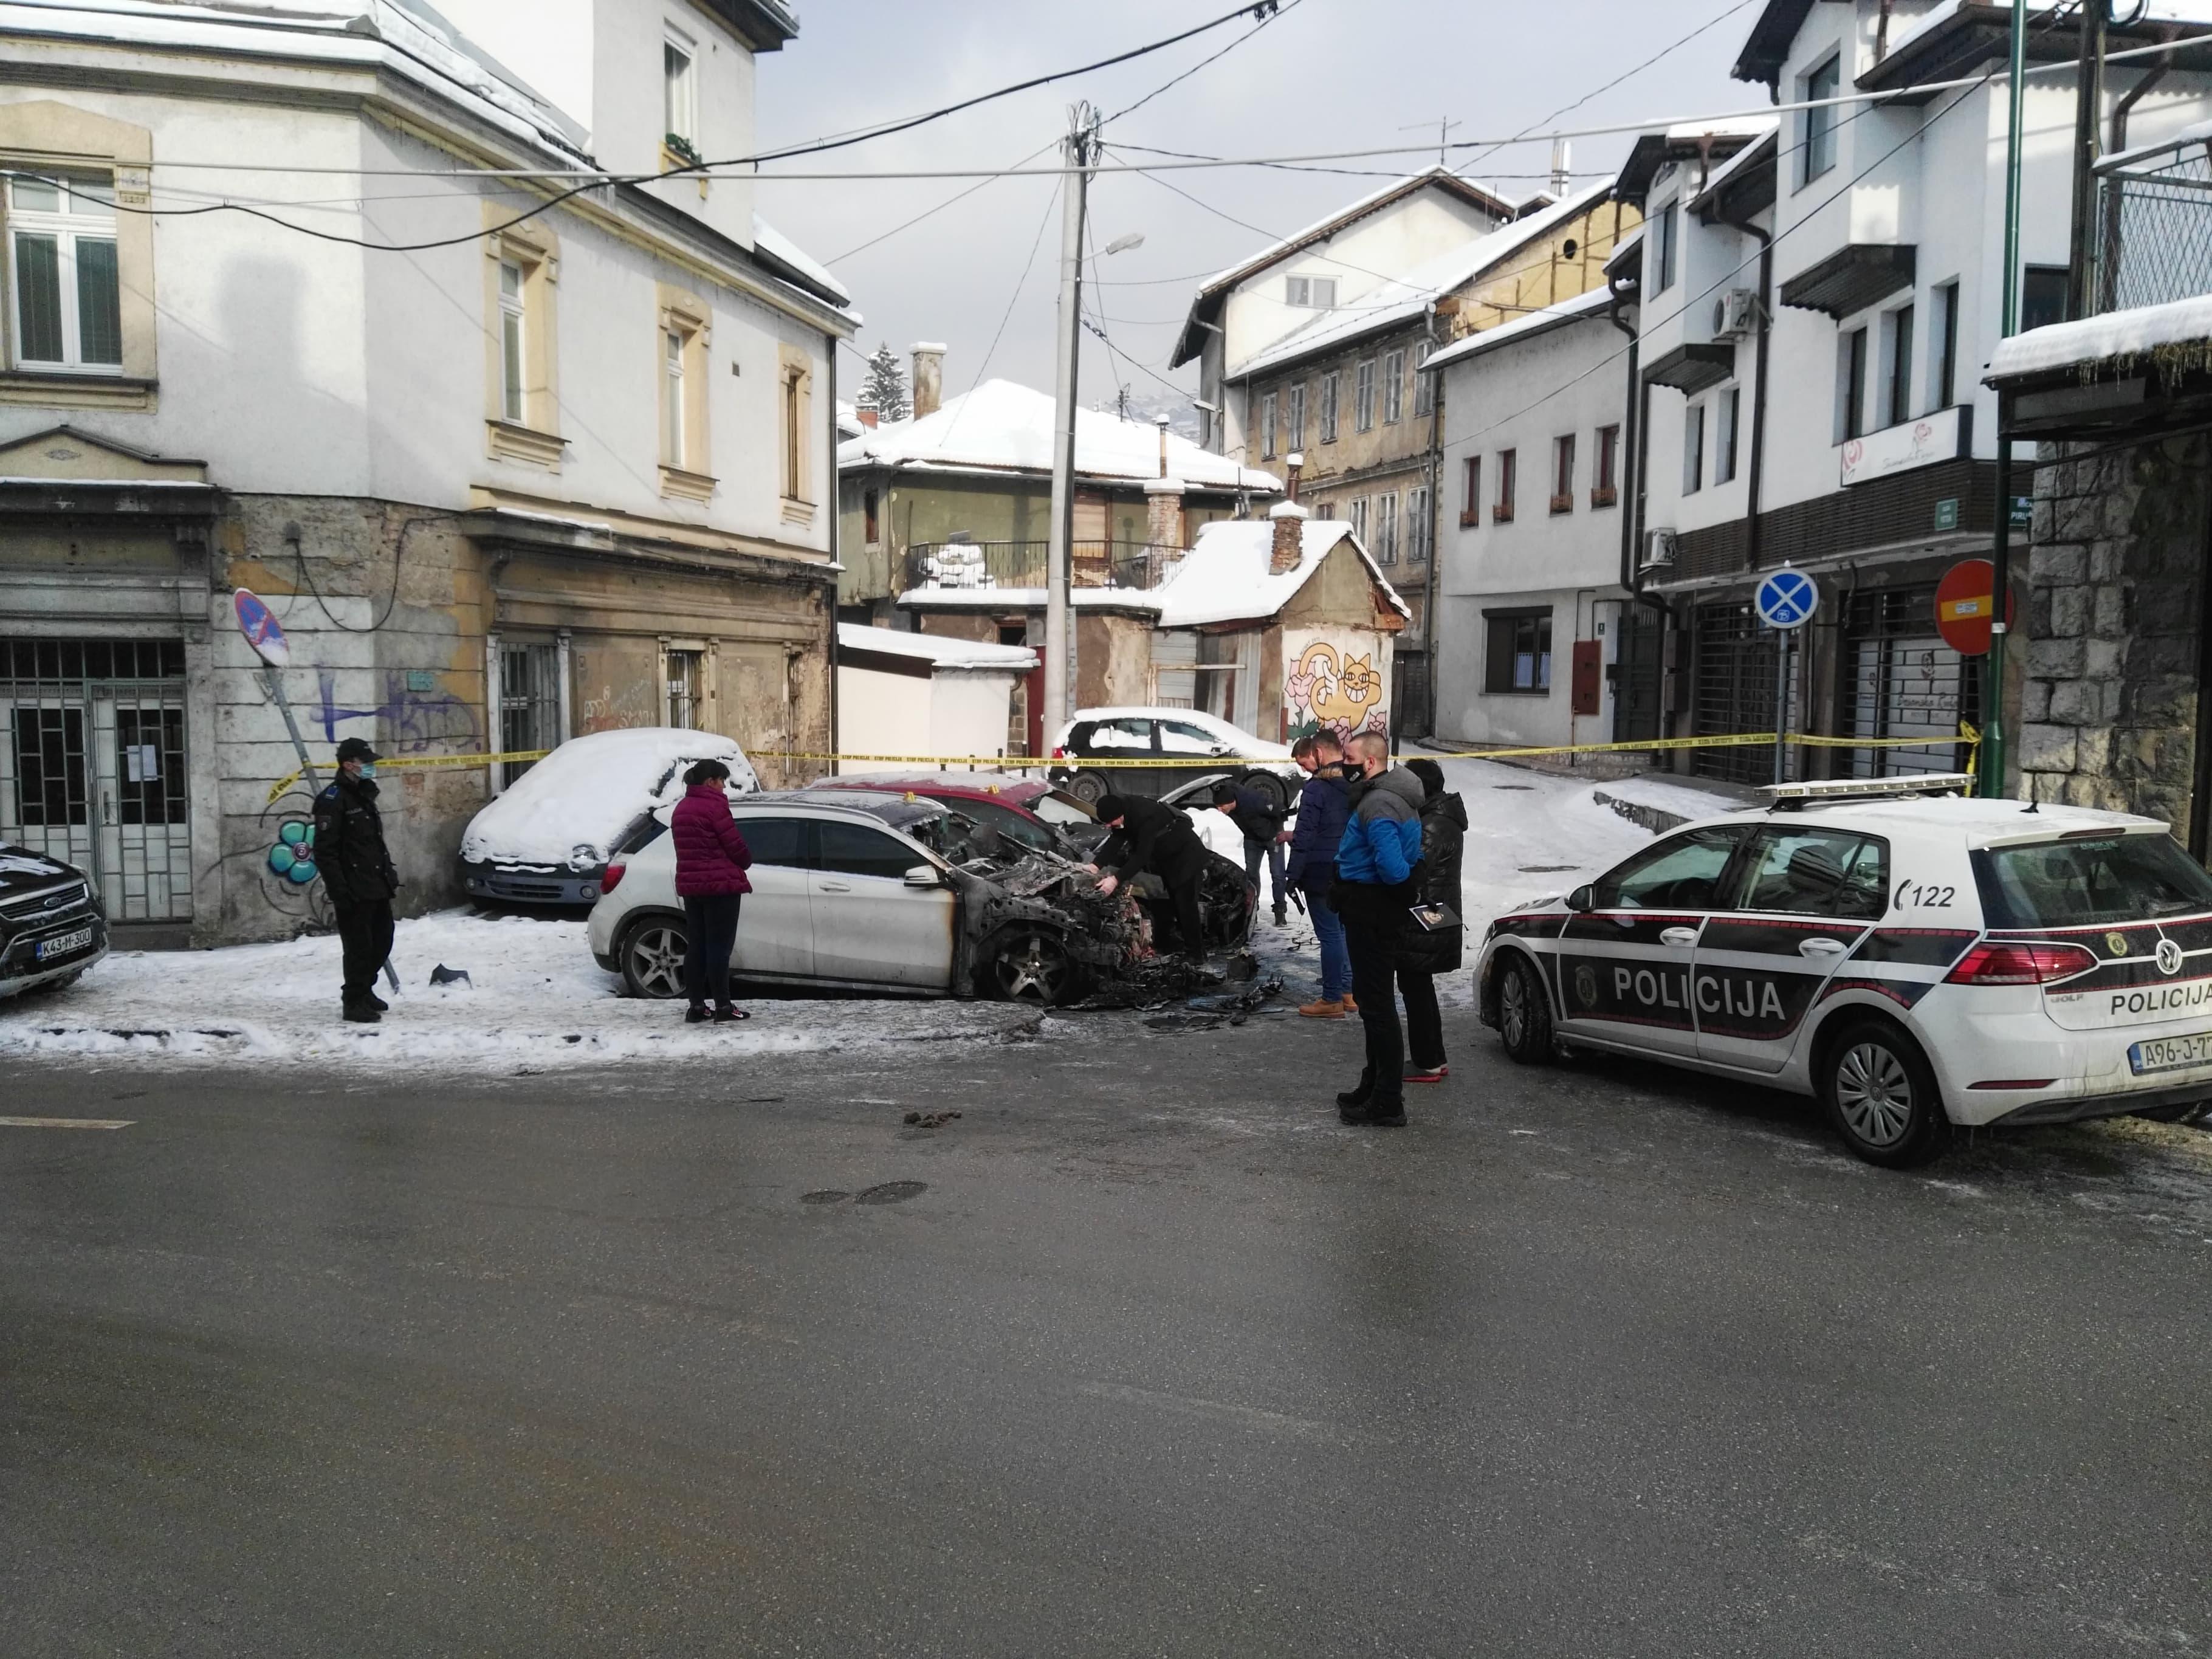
[670,758,754,1023]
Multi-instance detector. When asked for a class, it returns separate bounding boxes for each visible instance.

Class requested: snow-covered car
[458,729,757,907]
[0,842,107,999]
[1474,775,2212,1167]
[1048,707,1300,813]
[588,789,1255,1005]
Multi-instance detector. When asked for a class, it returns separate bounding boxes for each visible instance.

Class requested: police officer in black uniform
[1089,793,1213,963]
[312,737,399,1023]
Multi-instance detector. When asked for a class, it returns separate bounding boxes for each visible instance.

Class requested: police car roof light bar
[1759,773,1976,810]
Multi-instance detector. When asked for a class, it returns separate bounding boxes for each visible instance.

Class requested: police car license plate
[35,926,93,961]
[2129,1031,2212,1075]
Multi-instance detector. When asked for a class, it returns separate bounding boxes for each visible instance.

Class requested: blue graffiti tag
[317,669,482,753]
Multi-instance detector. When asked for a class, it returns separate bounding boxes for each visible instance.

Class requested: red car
[811,775,1103,857]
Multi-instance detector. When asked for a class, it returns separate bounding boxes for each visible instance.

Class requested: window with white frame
[1285,275,1338,308]
[662,328,686,466]
[664,32,698,148]
[1382,347,1405,424]
[665,648,704,728]
[1347,496,1368,541]
[1259,390,1278,459]
[1801,54,1840,185]
[6,173,122,372]
[1413,340,1434,416]
[497,259,526,423]
[1373,490,1399,565]
[1354,358,1376,432]
[1406,483,1431,563]
[1285,381,1306,450]
[1319,370,1341,442]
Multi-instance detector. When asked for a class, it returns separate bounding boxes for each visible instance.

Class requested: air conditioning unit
[1711,287,1759,338]
[1642,528,1678,571]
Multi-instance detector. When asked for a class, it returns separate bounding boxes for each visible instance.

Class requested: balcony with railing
[2094,134,2212,314]
[901,538,1183,595]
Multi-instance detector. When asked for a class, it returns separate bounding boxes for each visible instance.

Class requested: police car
[1474,775,2212,1166]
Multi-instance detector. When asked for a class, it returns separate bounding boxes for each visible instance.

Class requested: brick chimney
[856,402,879,429]
[910,342,946,418]
[1268,450,1307,573]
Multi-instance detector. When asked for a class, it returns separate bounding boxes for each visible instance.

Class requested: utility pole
[2067,0,2108,321]
[1042,102,1097,746]
[1986,2,2028,798]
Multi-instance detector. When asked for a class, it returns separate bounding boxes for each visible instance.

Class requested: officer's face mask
[357,764,376,780]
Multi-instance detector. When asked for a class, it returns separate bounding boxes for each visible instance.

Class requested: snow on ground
[0,910,1038,1072]
[2,765,1677,1071]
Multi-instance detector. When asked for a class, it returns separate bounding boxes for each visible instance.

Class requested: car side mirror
[904,865,942,888]
[1565,884,1596,913]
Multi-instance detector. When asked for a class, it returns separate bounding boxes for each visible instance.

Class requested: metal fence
[2095,140,2212,314]
[1,637,193,923]
[902,539,1181,594]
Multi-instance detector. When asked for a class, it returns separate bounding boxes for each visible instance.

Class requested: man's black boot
[1336,1071,1373,1110]
[1342,1098,1407,1127]
[342,1000,380,1025]
[365,991,390,1012]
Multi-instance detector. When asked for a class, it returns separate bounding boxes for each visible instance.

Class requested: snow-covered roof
[840,379,1279,493]
[1189,166,1517,301]
[753,215,852,309]
[1152,517,1410,630]
[896,586,1166,614]
[5,0,592,163]
[1985,293,2212,380]
[1424,284,1621,374]
[838,622,1036,672]
[1688,128,1779,213]
[1887,0,2212,67]
[1228,182,1618,381]
[835,399,864,439]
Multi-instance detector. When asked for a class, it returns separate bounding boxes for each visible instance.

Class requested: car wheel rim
[631,926,687,998]
[997,935,1066,1002]
[1501,969,1528,1046]
[1836,1042,1914,1147]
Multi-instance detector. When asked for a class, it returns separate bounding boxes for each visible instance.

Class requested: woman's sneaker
[684,1005,709,1024]
[1404,1065,1449,1085]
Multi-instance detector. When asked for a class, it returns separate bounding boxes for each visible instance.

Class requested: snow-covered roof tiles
[1228,182,1617,381]
[838,623,1037,672]
[1153,517,1410,629]
[839,379,1279,493]
[1424,284,1621,374]
[1985,293,2212,380]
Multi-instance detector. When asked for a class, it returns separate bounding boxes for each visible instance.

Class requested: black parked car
[0,842,107,999]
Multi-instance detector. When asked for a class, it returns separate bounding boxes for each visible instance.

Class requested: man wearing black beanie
[1088,793,1213,962]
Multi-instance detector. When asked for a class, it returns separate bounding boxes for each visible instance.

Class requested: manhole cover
[1492,784,1535,791]
[1519,865,1577,873]
[854,1180,927,1206]
[800,1189,850,1205]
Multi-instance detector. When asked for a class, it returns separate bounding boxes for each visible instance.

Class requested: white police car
[1474,775,2212,1166]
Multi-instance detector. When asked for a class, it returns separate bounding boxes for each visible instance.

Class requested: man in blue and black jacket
[1284,732,1353,1017]
[1331,730,1424,1127]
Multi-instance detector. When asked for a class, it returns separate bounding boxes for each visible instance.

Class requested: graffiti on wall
[1283,630,1389,743]
[317,669,481,753]
[579,680,658,733]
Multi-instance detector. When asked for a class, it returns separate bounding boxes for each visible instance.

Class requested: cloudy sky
[753,0,1770,408]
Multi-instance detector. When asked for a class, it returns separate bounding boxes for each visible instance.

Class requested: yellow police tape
[266,724,1984,806]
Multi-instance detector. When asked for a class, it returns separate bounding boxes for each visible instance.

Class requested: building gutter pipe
[1717,199,1774,574]
[1605,271,1643,601]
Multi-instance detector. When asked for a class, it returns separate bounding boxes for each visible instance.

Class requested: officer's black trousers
[1342,907,1406,1105]
[334,898,395,1005]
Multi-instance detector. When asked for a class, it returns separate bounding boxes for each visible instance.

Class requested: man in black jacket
[1090,793,1211,961]
[1399,758,1468,1084]
[312,737,400,1023]
[1210,781,1288,927]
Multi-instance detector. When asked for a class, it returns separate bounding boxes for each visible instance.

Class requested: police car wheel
[1497,953,1553,1065]
[1820,1019,1948,1167]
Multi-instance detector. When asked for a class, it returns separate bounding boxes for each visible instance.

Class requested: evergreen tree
[859,343,910,422]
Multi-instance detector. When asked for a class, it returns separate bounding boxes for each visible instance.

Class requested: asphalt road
[5,1002,2211,1657]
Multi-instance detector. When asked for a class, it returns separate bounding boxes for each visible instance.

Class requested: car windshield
[1973,833,2212,927]
[1030,790,1094,827]
[937,795,1053,853]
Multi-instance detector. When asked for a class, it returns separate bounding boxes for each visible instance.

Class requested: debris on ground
[428,964,472,986]
[904,1108,963,1128]
[1142,975,1285,1034]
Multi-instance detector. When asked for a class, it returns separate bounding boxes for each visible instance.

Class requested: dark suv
[0,843,108,998]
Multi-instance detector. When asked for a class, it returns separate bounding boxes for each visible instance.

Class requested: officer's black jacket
[312,772,399,905]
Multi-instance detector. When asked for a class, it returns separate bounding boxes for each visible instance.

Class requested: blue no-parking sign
[1754,567,1819,630]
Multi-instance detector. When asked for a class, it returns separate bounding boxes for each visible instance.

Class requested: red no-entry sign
[1935,559,2013,657]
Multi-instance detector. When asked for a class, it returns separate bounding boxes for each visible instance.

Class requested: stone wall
[2019,433,2208,840]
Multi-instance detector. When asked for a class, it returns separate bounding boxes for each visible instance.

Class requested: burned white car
[588,790,1255,1004]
